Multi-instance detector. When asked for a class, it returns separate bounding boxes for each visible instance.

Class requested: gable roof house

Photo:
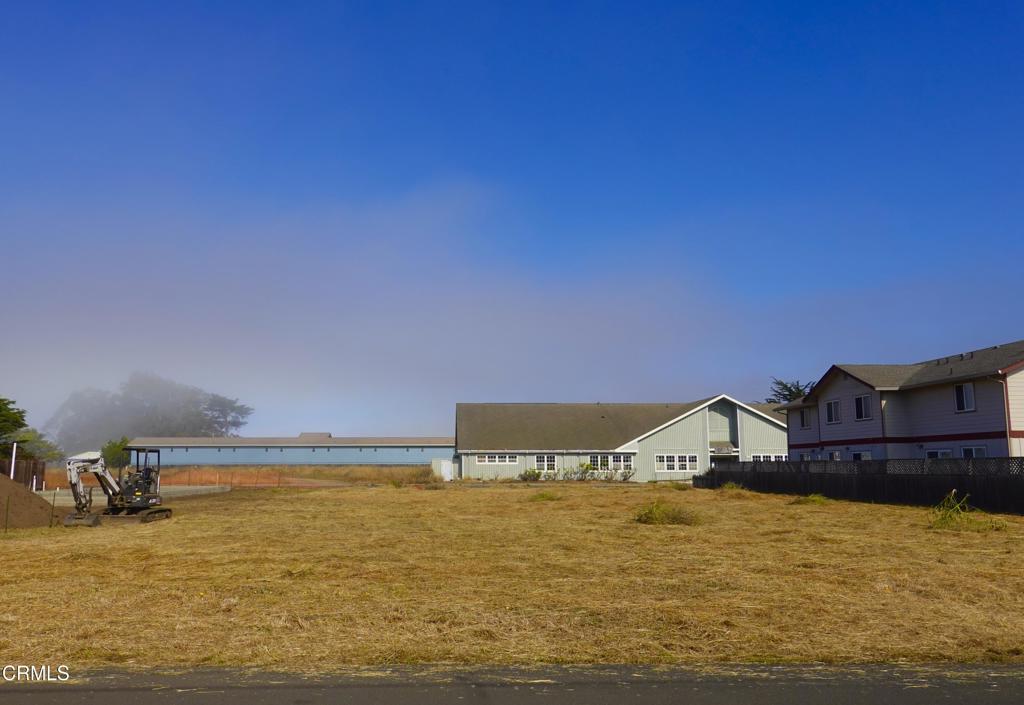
[779,339,1024,461]
[455,395,787,481]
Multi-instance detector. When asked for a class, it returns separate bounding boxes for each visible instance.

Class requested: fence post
[4,495,10,533]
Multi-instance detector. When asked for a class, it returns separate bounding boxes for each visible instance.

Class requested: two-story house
[779,339,1024,460]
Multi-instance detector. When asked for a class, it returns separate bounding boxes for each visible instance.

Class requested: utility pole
[8,441,16,480]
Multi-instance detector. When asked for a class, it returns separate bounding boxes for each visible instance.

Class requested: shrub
[387,478,405,489]
[668,481,692,491]
[527,490,561,502]
[790,493,827,505]
[929,490,1006,532]
[634,499,701,525]
[720,481,745,491]
[519,469,542,482]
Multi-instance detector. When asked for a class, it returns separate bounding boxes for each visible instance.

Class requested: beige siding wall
[1007,370,1024,434]
[737,407,788,460]
[815,374,884,442]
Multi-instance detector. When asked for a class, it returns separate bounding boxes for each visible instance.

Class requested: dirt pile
[0,474,57,529]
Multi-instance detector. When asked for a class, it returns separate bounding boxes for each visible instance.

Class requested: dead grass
[1,485,1023,671]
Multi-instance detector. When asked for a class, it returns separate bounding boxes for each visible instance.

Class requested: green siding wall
[635,409,709,481]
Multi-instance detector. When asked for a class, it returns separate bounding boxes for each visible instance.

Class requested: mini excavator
[63,451,172,527]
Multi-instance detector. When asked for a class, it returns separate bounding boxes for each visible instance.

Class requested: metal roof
[127,434,455,449]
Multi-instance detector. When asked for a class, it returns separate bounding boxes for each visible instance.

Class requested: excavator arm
[65,452,123,514]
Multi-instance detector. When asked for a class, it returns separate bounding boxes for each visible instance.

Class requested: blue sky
[2,1,1022,435]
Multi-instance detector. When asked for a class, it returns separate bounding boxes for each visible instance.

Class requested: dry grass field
[1,483,1023,671]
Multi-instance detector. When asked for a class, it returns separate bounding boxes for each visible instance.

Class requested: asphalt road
[3,665,1023,704]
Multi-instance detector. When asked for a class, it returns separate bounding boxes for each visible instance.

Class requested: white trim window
[752,454,787,462]
[774,454,787,461]
[611,455,632,472]
[851,451,872,461]
[825,399,842,424]
[961,446,987,459]
[854,394,872,421]
[535,454,556,473]
[799,408,812,429]
[655,454,698,473]
[926,449,952,459]
[828,451,842,461]
[954,383,976,413]
[477,454,519,465]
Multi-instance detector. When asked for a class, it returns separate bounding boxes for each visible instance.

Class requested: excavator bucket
[63,513,102,527]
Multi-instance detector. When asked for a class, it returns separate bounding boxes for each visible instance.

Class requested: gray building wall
[737,407,789,461]
[634,409,709,482]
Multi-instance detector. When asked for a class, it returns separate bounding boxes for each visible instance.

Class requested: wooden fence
[2,458,48,490]
[695,458,1024,514]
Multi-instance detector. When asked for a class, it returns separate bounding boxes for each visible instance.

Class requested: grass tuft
[929,490,1006,532]
[526,490,561,502]
[634,499,701,525]
[720,481,745,491]
[790,493,828,506]
[668,481,692,491]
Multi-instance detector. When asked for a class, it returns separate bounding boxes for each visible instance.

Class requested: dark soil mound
[0,474,57,529]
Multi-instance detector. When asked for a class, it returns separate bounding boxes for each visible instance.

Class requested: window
[851,451,872,461]
[954,383,976,412]
[828,451,842,461]
[773,455,787,461]
[655,454,697,472]
[799,409,811,429]
[751,454,765,462]
[926,449,952,459]
[854,394,872,421]
[799,453,811,461]
[825,400,841,424]
[961,446,987,459]
[610,455,633,471]
[536,455,556,473]
[478,454,519,465]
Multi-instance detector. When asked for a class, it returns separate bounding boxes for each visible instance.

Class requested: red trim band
[1011,430,1024,438]
[789,430,1007,450]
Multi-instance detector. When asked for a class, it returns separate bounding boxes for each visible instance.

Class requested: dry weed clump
[929,490,1006,532]
[526,490,561,502]
[789,494,828,506]
[634,499,701,525]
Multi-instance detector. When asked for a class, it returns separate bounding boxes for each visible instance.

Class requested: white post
[8,442,16,480]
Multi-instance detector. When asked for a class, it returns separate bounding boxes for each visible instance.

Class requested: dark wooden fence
[695,459,1024,514]
[1,458,48,490]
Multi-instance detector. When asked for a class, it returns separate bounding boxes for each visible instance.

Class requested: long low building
[127,432,455,466]
[455,394,788,481]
